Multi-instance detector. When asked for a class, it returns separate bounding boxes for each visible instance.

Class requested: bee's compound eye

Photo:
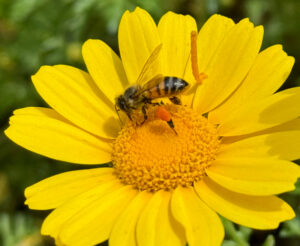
[117,97,126,111]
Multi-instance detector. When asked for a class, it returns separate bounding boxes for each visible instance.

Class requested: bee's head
[115,95,133,121]
[116,95,128,112]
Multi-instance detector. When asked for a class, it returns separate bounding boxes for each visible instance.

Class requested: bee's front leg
[141,105,148,123]
[126,112,133,121]
[169,96,181,105]
[149,102,161,106]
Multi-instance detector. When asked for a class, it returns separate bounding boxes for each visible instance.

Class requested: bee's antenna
[115,104,123,126]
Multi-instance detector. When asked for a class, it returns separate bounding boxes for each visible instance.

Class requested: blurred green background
[0,0,299,245]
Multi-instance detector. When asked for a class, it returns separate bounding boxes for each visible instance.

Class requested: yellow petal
[157,12,197,107]
[136,190,185,246]
[221,118,300,144]
[42,179,122,238]
[193,19,263,113]
[118,7,161,84]
[182,15,234,106]
[206,158,300,196]
[32,65,120,139]
[109,191,152,246]
[25,168,114,210]
[5,107,112,164]
[82,39,129,104]
[218,87,300,136]
[59,185,137,246]
[195,177,295,229]
[260,117,300,133]
[171,186,224,246]
[209,45,295,123]
[196,14,235,73]
[219,131,300,160]
[158,12,197,78]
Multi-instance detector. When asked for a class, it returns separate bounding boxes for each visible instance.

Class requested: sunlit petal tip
[160,10,194,19]
[24,199,29,206]
[126,6,149,15]
[31,65,48,78]
[162,10,174,16]
[279,202,296,222]
[270,44,283,52]
[289,55,296,64]
[255,25,264,34]
[195,178,296,229]
[206,158,300,196]
[273,45,295,63]
[24,168,116,210]
[209,13,223,18]
[132,6,143,12]
[82,38,93,48]
[118,5,160,84]
[194,13,263,114]
[158,9,197,82]
[82,38,128,104]
[82,38,107,51]
[239,18,256,29]
[239,17,251,24]
[207,13,235,24]
[269,44,294,60]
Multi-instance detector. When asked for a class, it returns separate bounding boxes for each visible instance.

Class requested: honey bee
[115,44,189,132]
[116,76,188,116]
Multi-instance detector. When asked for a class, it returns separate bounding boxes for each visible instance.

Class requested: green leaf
[262,235,275,246]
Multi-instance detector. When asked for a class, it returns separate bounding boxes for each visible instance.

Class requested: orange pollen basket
[156,106,171,122]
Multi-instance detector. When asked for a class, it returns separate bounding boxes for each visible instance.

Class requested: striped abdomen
[143,76,189,99]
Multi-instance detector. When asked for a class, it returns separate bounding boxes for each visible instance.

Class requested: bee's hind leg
[169,96,181,105]
[167,119,178,135]
[141,105,148,124]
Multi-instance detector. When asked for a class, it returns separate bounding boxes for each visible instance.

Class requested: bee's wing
[136,44,162,86]
[140,74,165,91]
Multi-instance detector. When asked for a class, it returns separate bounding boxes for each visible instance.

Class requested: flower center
[112,104,220,192]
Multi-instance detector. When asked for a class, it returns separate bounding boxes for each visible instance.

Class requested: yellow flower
[5,7,300,246]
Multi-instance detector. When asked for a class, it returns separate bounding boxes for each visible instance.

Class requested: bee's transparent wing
[136,44,162,86]
[140,74,165,92]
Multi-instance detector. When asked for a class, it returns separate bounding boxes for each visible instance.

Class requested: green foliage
[262,235,275,246]
[280,219,300,238]
[0,212,44,246]
[222,218,252,246]
[1,0,300,245]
